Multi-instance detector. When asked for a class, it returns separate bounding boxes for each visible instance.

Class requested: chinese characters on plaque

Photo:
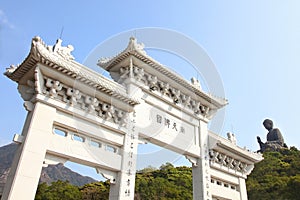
[156,114,185,134]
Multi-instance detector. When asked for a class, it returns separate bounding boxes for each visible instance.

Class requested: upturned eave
[4,36,139,106]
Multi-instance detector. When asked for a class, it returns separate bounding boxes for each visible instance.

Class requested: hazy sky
[1,1,300,179]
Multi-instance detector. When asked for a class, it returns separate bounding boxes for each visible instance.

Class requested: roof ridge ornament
[97,37,228,108]
[51,38,75,60]
[125,37,146,54]
[191,77,202,90]
[5,65,17,75]
[98,37,146,67]
[30,36,75,61]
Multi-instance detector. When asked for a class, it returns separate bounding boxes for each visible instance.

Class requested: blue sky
[1,1,300,179]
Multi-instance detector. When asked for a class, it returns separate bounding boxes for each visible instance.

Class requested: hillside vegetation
[246,147,300,200]
[34,147,300,200]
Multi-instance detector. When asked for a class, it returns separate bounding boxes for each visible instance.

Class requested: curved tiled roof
[4,36,139,106]
[98,37,228,108]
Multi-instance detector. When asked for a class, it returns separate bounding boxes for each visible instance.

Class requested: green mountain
[246,147,300,200]
[136,150,300,200]
[2,143,300,199]
[135,163,193,200]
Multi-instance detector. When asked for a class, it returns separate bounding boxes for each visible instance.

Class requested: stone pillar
[108,111,138,200]
[192,119,212,200]
[108,65,141,200]
[239,177,248,200]
[1,102,56,200]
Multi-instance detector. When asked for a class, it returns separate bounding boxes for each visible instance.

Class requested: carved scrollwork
[120,66,130,80]
[113,110,128,126]
[169,88,181,104]
[119,65,145,83]
[181,94,191,108]
[200,105,209,115]
[209,150,248,173]
[100,103,114,120]
[64,88,82,105]
[18,80,35,101]
[118,64,210,117]
[18,79,36,111]
[43,78,63,98]
[133,66,144,81]
[42,77,128,126]
[158,81,170,96]
[146,74,158,91]
[191,100,200,114]
[84,96,99,113]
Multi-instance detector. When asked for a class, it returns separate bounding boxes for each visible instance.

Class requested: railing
[53,126,119,154]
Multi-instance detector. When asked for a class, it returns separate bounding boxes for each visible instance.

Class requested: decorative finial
[191,77,201,90]
[5,65,17,75]
[227,132,237,145]
[125,37,146,54]
[52,38,74,60]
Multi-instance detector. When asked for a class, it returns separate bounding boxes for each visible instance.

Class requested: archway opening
[137,142,192,171]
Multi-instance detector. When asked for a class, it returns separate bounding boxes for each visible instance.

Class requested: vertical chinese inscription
[124,111,137,197]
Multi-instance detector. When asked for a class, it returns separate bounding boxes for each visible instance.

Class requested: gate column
[108,68,142,200]
[2,102,56,200]
[108,111,138,200]
[239,177,248,200]
[192,119,212,200]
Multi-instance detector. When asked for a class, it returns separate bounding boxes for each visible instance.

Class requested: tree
[34,147,300,200]
[135,163,192,200]
[79,181,110,200]
[247,147,300,200]
[35,180,82,200]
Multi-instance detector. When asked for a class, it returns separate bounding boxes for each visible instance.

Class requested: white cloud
[0,9,15,29]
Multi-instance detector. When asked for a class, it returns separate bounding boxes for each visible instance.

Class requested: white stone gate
[2,36,262,200]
